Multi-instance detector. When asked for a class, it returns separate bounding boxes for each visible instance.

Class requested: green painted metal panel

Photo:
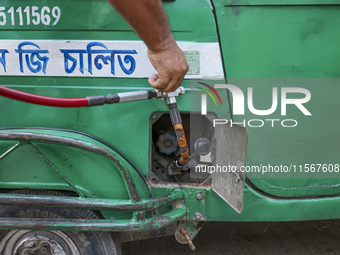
[224,0,340,5]
[0,141,69,188]
[212,1,340,198]
[0,0,217,42]
[214,5,340,78]
[1,0,340,225]
[0,0,218,179]
[0,129,151,219]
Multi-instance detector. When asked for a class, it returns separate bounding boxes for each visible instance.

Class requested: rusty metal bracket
[183,188,207,221]
[174,189,207,251]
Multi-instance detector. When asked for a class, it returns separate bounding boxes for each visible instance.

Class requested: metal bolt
[152,114,157,120]
[179,227,196,251]
[194,212,203,221]
[196,192,204,200]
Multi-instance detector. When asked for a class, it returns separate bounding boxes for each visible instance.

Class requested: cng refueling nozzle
[153,86,189,169]
[161,88,190,169]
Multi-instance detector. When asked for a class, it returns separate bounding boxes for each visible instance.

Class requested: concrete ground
[122,220,340,255]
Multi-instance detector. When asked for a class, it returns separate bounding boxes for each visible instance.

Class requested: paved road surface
[122,220,340,255]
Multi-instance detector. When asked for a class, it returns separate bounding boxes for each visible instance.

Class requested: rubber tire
[0,190,121,255]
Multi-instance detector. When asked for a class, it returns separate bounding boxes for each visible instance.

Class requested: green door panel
[212,1,340,197]
[213,4,340,78]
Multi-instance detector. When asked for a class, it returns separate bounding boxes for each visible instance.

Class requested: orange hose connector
[174,123,190,166]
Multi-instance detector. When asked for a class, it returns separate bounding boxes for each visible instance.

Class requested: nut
[196,192,204,200]
[194,212,203,221]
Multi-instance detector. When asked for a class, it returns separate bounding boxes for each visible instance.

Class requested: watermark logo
[198,82,222,115]
[198,82,312,128]
[215,84,311,116]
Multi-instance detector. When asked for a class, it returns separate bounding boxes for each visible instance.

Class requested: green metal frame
[0,0,339,231]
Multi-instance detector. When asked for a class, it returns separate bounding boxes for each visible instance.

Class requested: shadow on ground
[122,220,340,255]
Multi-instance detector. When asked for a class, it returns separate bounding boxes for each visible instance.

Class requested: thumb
[148,74,170,91]
[148,74,158,86]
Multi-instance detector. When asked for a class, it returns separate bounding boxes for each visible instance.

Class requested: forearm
[106,0,174,52]
[107,0,188,92]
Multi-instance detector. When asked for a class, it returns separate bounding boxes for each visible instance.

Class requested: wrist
[147,35,177,53]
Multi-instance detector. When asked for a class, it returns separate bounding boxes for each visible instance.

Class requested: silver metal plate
[183,51,200,75]
[211,121,248,213]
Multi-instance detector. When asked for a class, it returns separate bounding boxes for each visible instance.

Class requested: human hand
[147,41,189,92]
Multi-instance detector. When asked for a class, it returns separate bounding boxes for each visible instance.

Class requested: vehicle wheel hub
[0,230,80,255]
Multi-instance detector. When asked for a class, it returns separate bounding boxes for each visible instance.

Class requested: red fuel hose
[0,85,88,107]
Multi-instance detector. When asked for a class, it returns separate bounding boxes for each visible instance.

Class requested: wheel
[0,190,121,255]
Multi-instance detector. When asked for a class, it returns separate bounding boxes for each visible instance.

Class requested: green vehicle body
[0,0,339,241]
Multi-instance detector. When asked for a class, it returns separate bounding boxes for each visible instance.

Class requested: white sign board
[0,40,224,79]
